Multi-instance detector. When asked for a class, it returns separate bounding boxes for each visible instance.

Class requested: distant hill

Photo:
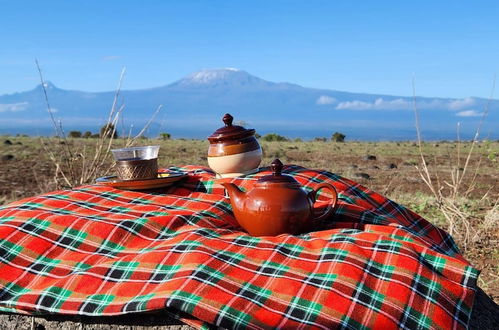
[0,68,497,140]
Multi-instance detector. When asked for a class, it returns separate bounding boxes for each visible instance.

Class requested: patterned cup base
[115,158,158,180]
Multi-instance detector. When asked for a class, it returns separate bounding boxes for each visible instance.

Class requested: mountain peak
[34,81,57,91]
[187,68,242,83]
[170,68,272,88]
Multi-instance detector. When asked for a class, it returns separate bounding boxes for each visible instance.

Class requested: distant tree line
[67,125,346,142]
[68,130,99,138]
[258,132,346,142]
[67,124,119,139]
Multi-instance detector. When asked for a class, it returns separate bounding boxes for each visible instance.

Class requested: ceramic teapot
[222,159,338,236]
[207,113,262,178]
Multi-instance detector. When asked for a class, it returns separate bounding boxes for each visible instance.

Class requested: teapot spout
[221,183,246,208]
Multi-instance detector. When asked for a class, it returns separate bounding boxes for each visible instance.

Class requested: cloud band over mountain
[333,97,478,116]
[0,102,29,112]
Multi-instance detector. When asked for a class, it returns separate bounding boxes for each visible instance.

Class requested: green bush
[100,123,118,139]
[261,133,289,142]
[160,132,171,140]
[82,131,92,138]
[331,132,346,142]
[68,131,82,138]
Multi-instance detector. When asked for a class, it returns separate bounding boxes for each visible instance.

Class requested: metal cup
[111,146,160,180]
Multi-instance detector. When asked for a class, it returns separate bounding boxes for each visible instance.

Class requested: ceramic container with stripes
[207,113,262,178]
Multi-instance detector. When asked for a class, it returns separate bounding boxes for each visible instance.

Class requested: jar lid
[257,159,299,184]
[207,113,256,143]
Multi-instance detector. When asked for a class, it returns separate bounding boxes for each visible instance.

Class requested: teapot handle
[309,183,338,222]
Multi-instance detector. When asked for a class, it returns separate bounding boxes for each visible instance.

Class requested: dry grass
[411,78,497,253]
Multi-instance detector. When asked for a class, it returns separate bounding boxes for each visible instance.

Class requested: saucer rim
[95,171,187,190]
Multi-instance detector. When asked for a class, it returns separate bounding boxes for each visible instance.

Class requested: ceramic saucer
[95,171,187,190]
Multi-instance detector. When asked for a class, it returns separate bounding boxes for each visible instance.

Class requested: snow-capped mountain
[169,68,271,88]
[0,69,497,140]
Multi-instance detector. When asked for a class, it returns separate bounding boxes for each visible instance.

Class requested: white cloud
[316,95,337,105]
[0,102,29,112]
[48,108,58,113]
[334,96,481,112]
[448,97,475,110]
[456,110,482,117]
[336,100,372,110]
[336,98,411,110]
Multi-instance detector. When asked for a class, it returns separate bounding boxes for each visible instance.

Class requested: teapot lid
[207,113,256,143]
[258,159,299,184]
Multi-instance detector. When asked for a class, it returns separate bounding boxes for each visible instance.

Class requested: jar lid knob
[223,113,233,127]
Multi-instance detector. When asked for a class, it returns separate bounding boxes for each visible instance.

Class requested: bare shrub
[36,62,162,189]
[412,77,497,251]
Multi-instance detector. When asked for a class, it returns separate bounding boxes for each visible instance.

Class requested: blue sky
[1,1,498,98]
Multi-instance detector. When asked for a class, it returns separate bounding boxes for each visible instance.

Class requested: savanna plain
[0,136,497,302]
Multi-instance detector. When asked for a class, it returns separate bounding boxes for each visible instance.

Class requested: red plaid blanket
[0,165,478,329]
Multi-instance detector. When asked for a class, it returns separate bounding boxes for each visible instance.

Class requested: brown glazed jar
[221,159,338,236]
[207,113,262,178]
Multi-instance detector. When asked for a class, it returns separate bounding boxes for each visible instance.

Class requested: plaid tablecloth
[0,165,479,329]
